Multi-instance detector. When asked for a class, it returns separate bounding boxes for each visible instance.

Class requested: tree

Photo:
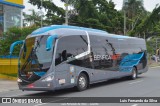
[122,0,147,34]
[23,9,42,26]
[29,0,65,25]
[61,0,124,33]
[28,0,124,33]
[0,26,38,56]
[129,5,160,38]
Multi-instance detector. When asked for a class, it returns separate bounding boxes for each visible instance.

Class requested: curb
[150,66,160,68]
[0,74,17,81]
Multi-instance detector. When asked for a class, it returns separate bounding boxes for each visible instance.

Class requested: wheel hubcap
[79,76,86,88]
[133,69,136,78]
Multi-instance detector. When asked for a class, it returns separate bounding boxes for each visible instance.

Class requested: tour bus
[10,25,148,91]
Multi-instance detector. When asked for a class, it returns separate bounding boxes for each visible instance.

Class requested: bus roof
[31,25,107,36]
[30,25,142,40]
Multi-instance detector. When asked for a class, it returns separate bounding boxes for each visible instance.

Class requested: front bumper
[18,80,55,91]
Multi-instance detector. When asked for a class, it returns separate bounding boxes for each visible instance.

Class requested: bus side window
[90,35,114,70]
[55,35,88,66]
[62,50,67,61]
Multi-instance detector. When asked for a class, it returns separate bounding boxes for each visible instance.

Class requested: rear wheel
[130,67,137,80]
[77,73,88,91]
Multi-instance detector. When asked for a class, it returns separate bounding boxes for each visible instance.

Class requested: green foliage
[23,9,42,26]
[122,0,148,35]
[27,0,160,38]
[29,0,65,24]
[146,41,155,55]
[1,73,17,78]
[0,26,38,56]
[146,37,160,54]
[129,5,160,38]
[29,0,124,33]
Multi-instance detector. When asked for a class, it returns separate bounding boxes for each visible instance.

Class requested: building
[0,0,24,35]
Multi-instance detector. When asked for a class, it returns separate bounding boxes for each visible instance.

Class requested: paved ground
[0,67,160,106]
[0,79,18,93]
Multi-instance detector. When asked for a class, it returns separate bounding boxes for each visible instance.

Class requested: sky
[23,0,160,14]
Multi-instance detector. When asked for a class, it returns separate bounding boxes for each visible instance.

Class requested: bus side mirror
[10,40,24,55]
[46,35,58,51]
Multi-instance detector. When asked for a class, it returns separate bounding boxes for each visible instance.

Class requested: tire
[77,73,88,91]
[130,67,137,80]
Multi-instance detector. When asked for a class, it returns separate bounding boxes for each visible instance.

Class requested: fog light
[47,83,51,87]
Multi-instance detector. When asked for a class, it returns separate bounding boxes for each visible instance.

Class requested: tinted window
[119,38,146,54]
[55,35,88,66]
[90,35,120,70]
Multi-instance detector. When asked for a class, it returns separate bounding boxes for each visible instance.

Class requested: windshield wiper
[34,36,44,51]
[21,48,42,72]
[21,36,44,71]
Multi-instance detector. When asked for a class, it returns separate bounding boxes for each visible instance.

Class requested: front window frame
[18,35,55,82]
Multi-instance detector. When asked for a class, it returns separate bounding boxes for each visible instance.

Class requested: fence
[0,56,18,75]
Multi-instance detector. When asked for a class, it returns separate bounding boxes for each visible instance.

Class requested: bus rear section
[85,34,148,81]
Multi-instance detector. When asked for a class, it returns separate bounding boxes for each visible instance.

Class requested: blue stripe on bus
[34,72,46,77]
[119,52,144,72]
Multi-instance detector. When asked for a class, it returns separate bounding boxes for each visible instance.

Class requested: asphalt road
[1,67,160,106]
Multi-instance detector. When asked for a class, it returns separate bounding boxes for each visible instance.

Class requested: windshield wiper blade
[21,48,42,72]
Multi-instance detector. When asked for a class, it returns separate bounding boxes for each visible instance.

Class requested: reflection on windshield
[19,35,53,82]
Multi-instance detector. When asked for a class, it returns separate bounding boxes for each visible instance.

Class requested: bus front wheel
[130,67,137,80]
[77,73,88,91]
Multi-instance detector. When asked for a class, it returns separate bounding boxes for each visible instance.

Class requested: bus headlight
[17,78,22,82]
[42,76,54,82]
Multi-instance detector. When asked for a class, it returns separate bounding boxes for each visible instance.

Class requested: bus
[10,25,148,91]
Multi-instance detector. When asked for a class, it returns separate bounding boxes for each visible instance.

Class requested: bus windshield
[19,35,53,82]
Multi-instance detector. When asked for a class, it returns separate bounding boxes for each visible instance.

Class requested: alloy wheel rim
[133,69,136,78]
[79,76,86,88]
